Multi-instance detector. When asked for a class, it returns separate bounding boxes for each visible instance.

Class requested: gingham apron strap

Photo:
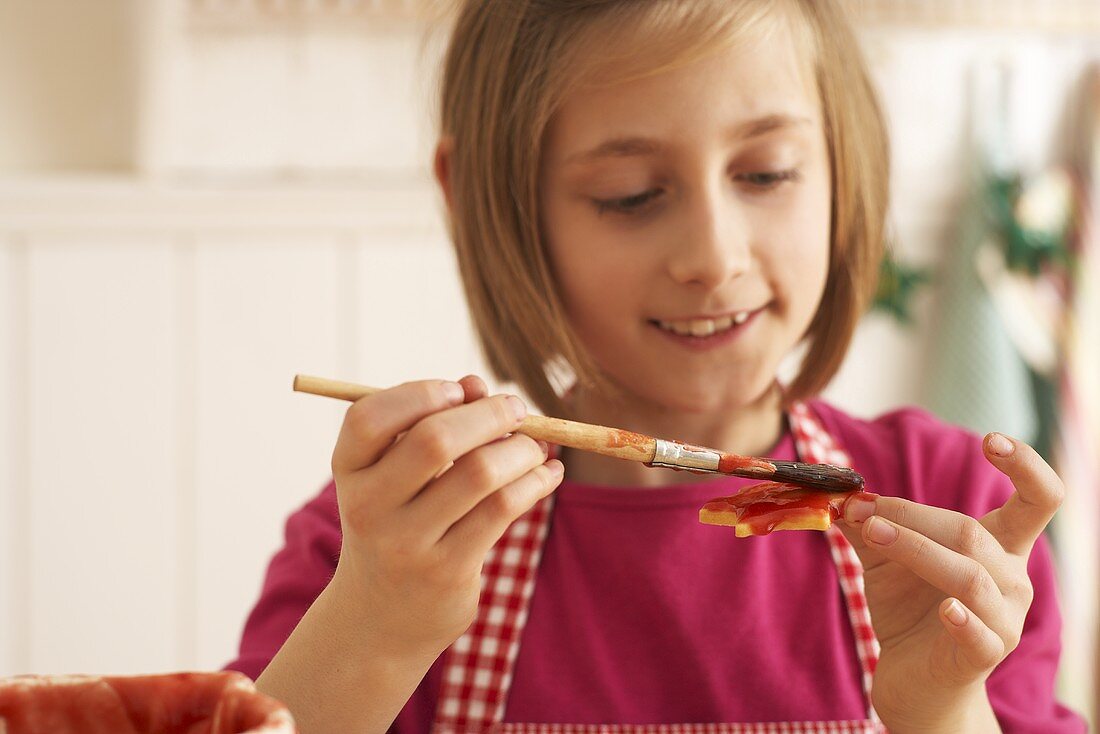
[492,721,882,733]
[433,495,556,731]
[787,402,881,726]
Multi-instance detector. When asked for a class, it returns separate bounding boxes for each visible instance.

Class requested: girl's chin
[660,386,776,414]
[617,373,780,415]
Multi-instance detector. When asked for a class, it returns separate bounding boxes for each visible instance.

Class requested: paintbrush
[292,375,864,493]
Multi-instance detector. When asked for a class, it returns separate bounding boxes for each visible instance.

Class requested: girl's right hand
[326,375,564,661]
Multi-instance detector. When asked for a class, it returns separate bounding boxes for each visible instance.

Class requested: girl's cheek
[776,183,832,259]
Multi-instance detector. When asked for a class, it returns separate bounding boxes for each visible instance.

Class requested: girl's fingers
[369,394,527,505]
[858,516,1005,623]
[938,598,1008,679]
[458,374,490,403]
[408,433,549,541]
[332,379,466,476]
[980,433,1066,557]
[423,375,491,479]
[442,459,565,557]
[843,494,1005,573]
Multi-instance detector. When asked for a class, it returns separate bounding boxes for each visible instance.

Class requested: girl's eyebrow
[733,113,813,139]
[563,113,812,166]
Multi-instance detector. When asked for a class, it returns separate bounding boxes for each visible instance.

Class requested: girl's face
[540,22,832,416]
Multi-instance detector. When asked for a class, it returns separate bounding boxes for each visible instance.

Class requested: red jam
[717,453,776,474]
[701,481,853,536]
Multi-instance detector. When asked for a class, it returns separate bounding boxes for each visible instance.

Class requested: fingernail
[545,459,565,478]
[507,395,527,422]
[944,599,967,626]
[987,433,1014,457]
[536,440,549,456]
[866,516,898,546]
[844,494,877,524]
[442,381,465,404]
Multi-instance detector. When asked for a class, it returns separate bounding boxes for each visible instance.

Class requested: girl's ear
[433,136,455,212]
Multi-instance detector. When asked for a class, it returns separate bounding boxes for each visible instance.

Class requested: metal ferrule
[649,439,721,473]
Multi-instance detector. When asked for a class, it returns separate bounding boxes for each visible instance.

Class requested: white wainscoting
[28,235,181,674]
[0,179,513,675]
[1,235,29,678]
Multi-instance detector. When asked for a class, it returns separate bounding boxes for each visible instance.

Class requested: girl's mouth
[648,306,767,351]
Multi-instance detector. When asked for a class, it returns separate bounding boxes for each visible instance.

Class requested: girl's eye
[737,169,801,190]
[590,171,797,216]
[593,189,662,215]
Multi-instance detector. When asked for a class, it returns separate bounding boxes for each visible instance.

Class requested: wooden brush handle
[292,374,657,464]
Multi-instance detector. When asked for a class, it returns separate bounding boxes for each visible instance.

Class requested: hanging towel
[925,184,1039,441]
[925,58,1038,442]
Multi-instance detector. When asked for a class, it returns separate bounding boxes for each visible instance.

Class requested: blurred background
[0,0,1097,726]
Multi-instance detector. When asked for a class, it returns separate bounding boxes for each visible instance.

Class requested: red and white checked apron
[432,402,885,734]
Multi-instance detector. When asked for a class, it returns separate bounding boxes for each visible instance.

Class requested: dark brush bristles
[767,461,865,493]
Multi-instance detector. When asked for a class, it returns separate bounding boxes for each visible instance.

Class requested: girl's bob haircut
[437,0,889,419]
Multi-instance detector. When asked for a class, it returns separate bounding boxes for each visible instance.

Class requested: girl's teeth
[690,319,716,337]
[657,311,754,337]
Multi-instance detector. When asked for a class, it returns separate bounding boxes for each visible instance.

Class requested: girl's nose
[665,188,752,289]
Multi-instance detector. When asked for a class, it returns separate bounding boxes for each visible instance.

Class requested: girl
[227,1,1085,732]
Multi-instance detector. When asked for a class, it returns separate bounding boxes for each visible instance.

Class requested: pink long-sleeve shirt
[225,402,1086,731]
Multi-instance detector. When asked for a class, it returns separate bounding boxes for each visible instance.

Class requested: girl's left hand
[836,432,1065,733]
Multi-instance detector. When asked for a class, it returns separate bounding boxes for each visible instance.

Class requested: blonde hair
[438,0,889,418]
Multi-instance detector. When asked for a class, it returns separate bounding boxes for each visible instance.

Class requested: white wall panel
[173,26,438,176]
[193,236,346,670]
[0,236,29,677]
[27,237,180,674]
[352,239,499,394]
[292,30,431,173]
[176,33,295,174]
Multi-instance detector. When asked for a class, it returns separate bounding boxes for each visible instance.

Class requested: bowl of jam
[0,671,295,734]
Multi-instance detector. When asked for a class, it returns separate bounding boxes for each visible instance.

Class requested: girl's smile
[649,303,769,352]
